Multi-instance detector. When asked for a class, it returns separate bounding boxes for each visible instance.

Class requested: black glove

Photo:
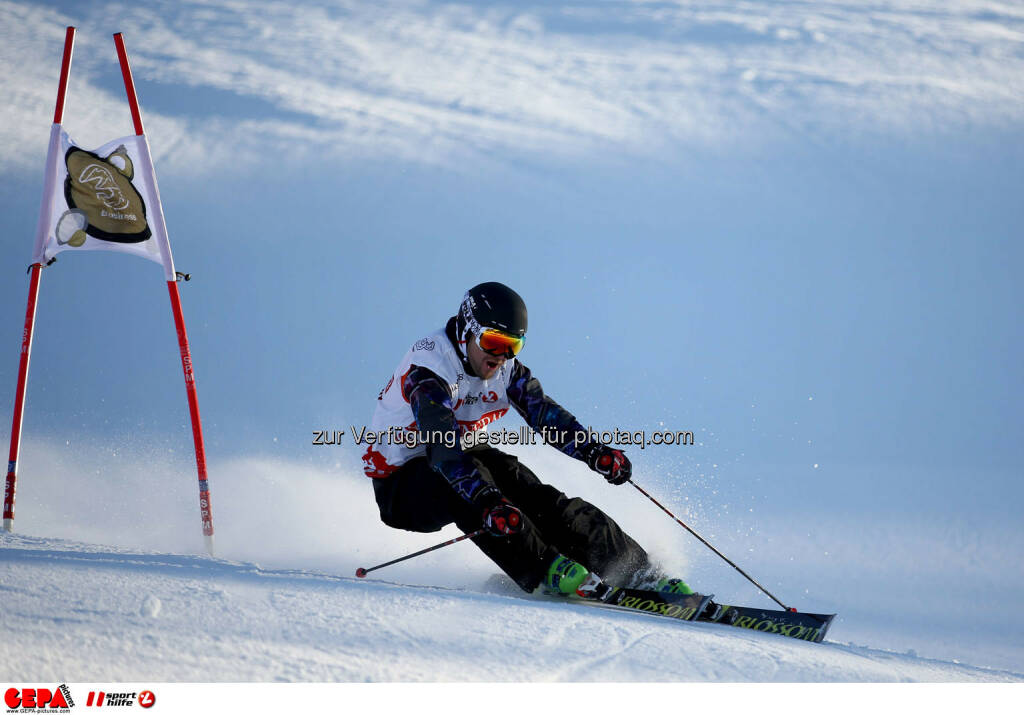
[482,500,525,536]
[584,445,632,485]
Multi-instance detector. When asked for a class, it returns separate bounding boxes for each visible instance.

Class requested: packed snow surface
[1,533,1020,683]
[3,442,1023,681]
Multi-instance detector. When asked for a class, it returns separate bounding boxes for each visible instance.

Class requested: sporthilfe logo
[83,690,155,708]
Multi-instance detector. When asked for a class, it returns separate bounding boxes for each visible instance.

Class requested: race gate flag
[32,130,174,278]
[3,26,214,554]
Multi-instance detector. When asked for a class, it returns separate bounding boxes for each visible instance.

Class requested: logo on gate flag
[61,144,151,245]
[34,129,168,271]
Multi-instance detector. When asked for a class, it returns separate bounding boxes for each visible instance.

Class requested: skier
[363,281,693,597]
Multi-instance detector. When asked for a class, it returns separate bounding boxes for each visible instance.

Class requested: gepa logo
[4,685,74,711]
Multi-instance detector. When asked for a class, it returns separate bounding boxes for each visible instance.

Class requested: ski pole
[628,480,794,612]
[355,528,487,578]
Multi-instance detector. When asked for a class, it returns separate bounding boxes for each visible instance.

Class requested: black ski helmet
[455,282,528,355]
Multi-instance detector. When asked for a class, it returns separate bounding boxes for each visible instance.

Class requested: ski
[698,601,835,643]
[580,580,713,624]
[482,574,835,643]
[582,579,835,643]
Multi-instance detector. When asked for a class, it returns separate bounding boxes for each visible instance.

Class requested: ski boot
[653,577,727,619]
[629,565,696,595]
[653,577,695,596]
[543,555,591,596]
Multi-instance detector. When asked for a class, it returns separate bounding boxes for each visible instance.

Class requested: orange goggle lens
[476,328,525,358]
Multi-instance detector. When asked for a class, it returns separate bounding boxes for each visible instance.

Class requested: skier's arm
[405,364,502,506]
[507,360,632,484]
[505,360,589,458]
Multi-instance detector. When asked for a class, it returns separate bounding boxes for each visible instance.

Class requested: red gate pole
[4,265,43,533]
[114,33,215,554]
[4,26,76,533]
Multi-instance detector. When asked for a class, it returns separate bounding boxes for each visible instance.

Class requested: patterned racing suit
[364,317,652,591]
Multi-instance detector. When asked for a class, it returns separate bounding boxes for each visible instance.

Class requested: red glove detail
[483,501,524,536]
[588,446,632,485]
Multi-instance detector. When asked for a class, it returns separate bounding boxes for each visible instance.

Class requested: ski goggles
[475,327,525,359]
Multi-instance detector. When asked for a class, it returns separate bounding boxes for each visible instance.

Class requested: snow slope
[3,438,1023,681]
[1,533,1020,683]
